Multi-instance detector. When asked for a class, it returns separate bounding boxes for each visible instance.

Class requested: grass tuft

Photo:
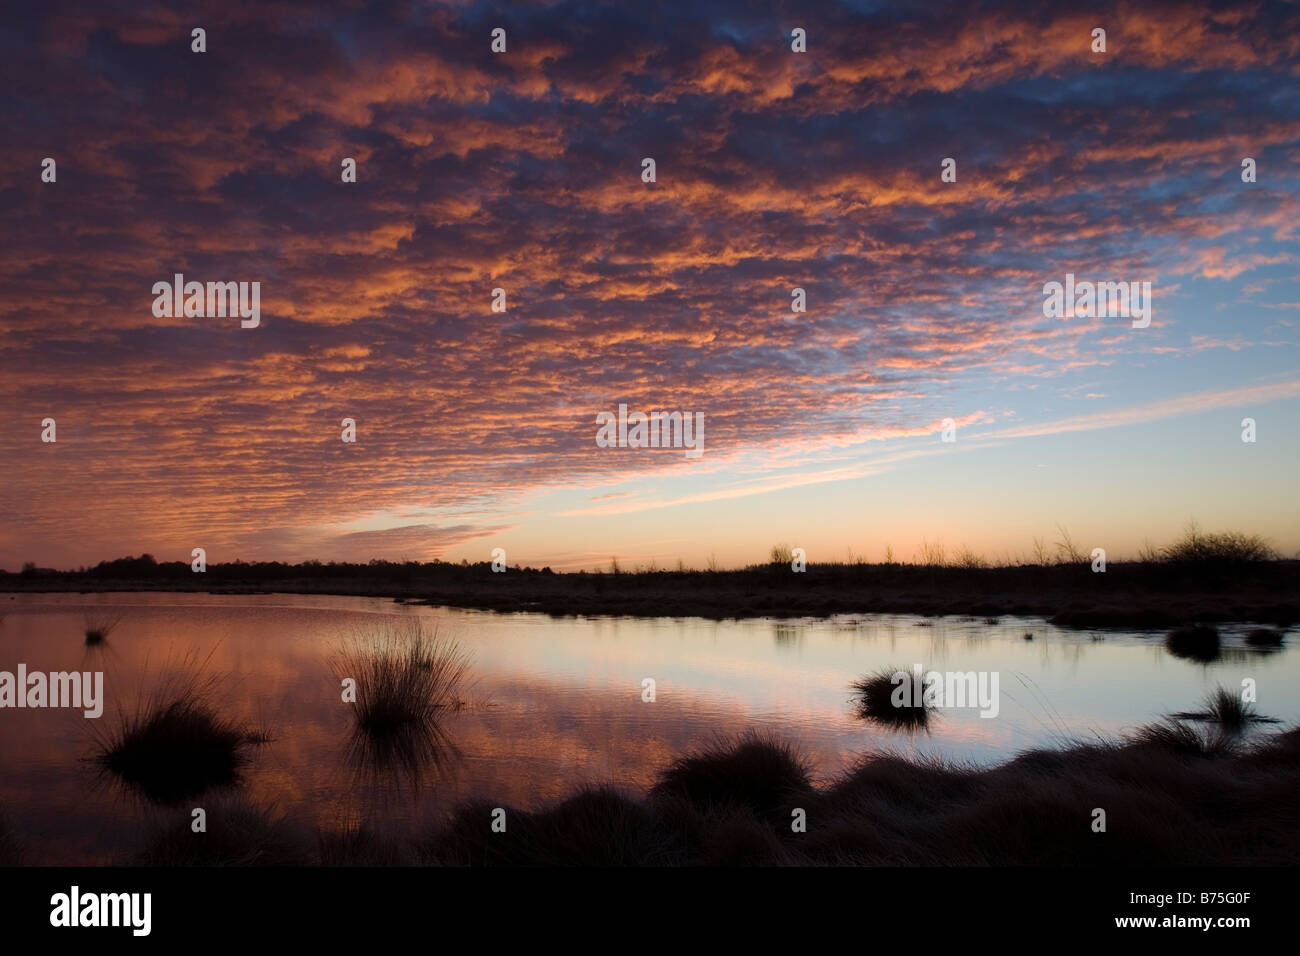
[84,612,122,646]
[850,668,932,729]
[331,620,471,784]
[1245,627,1286,648]
[1164,625,1220,662]
[650,734,813,821]
[1128,719,1235,757]
[1172,687,1277,733]
[93,664,265,804]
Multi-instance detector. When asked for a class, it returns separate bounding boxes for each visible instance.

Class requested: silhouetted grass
[1128,719,1235,757]
[419,718,1300,866]
[428,787,695,866]
[317,824,413,866]
[335,623,470,735]
[651,734,813,821]
[78,708,1300,867]
[1173,687,1278,733]
[332,621,470,785]
[0,813,20,865]
[93,668,266,804]
[135,802,416,866]
[850,668,931,729]
[1165,625,1220,662]
[83,612,122,646]
[131,798,312,866]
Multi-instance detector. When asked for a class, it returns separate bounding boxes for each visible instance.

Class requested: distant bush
[1161,522,1276,564]
[952,546,987,569]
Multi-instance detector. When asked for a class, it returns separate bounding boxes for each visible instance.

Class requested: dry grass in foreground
[424,723,1300,866]
[9,716,1283,866]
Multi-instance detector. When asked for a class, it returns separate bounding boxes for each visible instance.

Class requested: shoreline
[3,560,1298,627]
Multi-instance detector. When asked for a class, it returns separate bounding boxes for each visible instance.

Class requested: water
[0,592,1294,864]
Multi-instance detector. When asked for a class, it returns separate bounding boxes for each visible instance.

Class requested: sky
[1,0,1298,571]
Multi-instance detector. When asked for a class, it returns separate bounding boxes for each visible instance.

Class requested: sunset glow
[2,0,1297,570]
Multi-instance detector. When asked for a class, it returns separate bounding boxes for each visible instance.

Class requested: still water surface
[1,592,1294,863]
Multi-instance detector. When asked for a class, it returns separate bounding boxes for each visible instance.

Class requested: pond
[0,592,1293,864]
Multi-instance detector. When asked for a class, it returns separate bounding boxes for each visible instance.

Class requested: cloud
[986,380,1300,440]
[1,0,1297,564]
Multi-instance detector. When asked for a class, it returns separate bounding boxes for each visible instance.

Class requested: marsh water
[1,592,1295,864]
